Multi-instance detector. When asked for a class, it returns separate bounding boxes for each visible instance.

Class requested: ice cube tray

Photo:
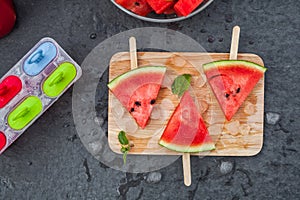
[0,37,82,154]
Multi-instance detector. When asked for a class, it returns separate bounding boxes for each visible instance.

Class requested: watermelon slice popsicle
[129,37,194,186]
[203,26,266,121]
[182,26,241,187]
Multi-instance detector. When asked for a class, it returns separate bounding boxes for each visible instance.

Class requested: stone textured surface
[0,0,299,199]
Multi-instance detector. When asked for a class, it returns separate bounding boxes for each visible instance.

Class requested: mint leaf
[171,74,192,97]
[118,130,129,145]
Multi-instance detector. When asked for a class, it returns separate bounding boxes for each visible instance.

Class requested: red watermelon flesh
[163,7,176,15]
[108,66,166,129]
[174,0,204,16]
[146,0,175,14]
[159,92,215,152]
[115,0,152,16]
[203,60,267,121]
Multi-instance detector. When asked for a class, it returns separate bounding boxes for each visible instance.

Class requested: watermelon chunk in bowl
[115,0,152,16]
[146,0,175,14]
[174,0,204,16]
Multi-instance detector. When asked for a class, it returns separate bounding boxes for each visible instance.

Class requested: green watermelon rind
[108,66,167,89]
[158,139,215,153]
[203,60,267,73]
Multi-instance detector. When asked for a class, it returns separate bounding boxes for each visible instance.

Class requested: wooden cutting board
[108,52,265,156]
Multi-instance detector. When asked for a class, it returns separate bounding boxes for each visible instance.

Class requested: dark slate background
[0,0,299,199]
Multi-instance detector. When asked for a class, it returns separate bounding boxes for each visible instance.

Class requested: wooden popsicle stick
[182,153,191,186]
[129,37,138,69]
[229,26,240,60]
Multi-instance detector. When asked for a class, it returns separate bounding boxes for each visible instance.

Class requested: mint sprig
[171,74,192,97]
[118,131,130,164]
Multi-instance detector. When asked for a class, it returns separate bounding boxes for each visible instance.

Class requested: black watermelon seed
[135,101,141,106]
[236,88,241,93]
[130,108,134,112]
[225,93,230,98]
[150,99,156,105]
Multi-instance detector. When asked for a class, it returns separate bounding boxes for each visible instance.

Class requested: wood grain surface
[108,52,265,156]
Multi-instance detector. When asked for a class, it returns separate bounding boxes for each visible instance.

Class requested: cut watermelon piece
[174,0,204,16]
[159,92,215,152]
[163,7,176,15]
[115,0,153,16]
[203,60,267,121]
[146,0,175,14]
[108,66,166,129]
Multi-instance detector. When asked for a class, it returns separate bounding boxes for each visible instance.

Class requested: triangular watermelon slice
[159,92,215,153]
[203,60,267,121]
[108,66,166,129]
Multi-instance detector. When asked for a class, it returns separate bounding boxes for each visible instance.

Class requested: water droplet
[208,35,215,43]
[146,172,162,183]
[220,161,233,174]
[225,14,233,23]
[63,123,70,128]
[266,112,280,125]
[90,33,97,39]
